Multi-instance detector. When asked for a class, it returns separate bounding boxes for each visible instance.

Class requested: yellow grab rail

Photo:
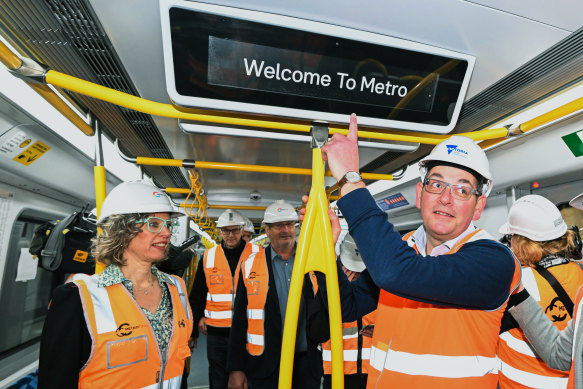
[279,147,344,389]
[45,69,510,145]
[94,165,107,274]
[136,157,394,181]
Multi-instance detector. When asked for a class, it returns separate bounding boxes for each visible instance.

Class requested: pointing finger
[347,113,358,142]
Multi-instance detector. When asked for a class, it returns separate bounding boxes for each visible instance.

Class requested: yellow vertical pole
[93,120,107,274]
[279,125,344,389]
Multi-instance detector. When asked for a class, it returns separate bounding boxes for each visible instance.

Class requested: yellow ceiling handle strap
[279,123,344,389]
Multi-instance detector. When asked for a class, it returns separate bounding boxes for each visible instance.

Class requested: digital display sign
[160,0,475,133]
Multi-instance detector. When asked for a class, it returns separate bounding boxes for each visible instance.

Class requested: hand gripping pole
[278,122,344,389]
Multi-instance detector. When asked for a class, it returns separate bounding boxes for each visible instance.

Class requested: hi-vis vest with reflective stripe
[367,229,521,389]
[499,263,583,389]
[567,287,583,389]
[322,310,376,375]
[203,243,257,327]
[71,273,193,389]
[239,246,269,355]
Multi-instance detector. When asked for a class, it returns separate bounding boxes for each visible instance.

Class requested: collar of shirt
[98,263,171,288]
[269,245,297,262]
[411,222,478,256]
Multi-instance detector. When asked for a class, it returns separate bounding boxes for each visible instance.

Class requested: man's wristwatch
[337,171,362,190]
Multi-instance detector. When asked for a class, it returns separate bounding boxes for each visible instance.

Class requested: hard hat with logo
[216,209,246,228]
[339,234,365,272]
[499,195,567,241]
[419,135,493,196]
[243,218,255,233]
[262,200,299,224]
[570,193,583,211]
[98,181,185,224]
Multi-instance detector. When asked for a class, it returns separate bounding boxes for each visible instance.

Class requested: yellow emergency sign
[13,141,50,166]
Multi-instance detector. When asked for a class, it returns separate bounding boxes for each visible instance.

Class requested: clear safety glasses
[136,217,179,233]
[423,178,480,201]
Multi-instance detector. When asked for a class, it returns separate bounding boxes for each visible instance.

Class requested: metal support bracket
[8,57,49,84]
[310,121,329,149]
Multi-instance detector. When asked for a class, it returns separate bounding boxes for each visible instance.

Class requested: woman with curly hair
[498,194,583,388]
[39,181,193,389]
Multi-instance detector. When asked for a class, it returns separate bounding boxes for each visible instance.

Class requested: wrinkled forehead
[426,164,479,186]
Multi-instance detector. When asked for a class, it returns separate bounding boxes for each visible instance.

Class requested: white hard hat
[98,181,185,224]
[339,234,365,272]
[419,136,493,196]
[243,218,255,233]
[263,200,298,224]
[499,195,567,241]
[570,193,583,211]
[216,209,246,228]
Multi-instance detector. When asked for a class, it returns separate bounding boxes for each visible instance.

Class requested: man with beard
[227,200,323,389]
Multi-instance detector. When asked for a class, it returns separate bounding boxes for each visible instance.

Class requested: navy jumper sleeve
[338,188,516,310]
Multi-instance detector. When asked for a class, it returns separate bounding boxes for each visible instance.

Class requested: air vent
[0,0,187,188]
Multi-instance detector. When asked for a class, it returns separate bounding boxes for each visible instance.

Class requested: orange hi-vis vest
[71,273,193,389]
[322,310,377,375]
[239,246,269,355]
[567,287,583,389]
[367,229,521,389]
[499,262,583,388]
[203,243,258,327]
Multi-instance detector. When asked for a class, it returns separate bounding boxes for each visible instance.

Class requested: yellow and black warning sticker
[13,141,50,166]
[73,250,89,263]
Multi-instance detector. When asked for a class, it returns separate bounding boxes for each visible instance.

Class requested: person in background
[227,200,323,389]
[189,209,262,389]
[507,192,583,387]
[39,181,193,388]
[309,233,376,389]
[497,195,583,388]
[242,217,254,242]
[309,114,520,388]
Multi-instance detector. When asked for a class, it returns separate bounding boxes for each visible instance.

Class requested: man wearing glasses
[227,200,323,389]
[317,114,520,388]
[190,209,264,389]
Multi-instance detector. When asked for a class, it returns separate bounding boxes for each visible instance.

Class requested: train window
[161,1,474,133]
[0,210,62,358]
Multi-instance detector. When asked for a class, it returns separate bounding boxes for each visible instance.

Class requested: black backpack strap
[534,267,574,318]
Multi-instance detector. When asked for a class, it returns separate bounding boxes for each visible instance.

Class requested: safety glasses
[136,217,179,233]
[423,178,479,201]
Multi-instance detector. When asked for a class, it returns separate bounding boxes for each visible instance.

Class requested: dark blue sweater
[336,188,517,322]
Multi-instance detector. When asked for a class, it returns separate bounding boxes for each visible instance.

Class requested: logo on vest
[248,271,256,279]
[178,319,186,328]
[116,322,141,337]
[545,297,568,322]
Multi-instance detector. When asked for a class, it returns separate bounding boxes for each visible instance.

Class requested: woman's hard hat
[339,234,365,272]
[98,181,185,224]
[243,218,255,233]
[262,200,298,224]
[499,195,567,241]
[419,136,493,196]
[570,193,583,210]
[216,209,246,228]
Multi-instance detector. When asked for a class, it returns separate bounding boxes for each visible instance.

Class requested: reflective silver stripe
[167,275,191,320]
[361,347,370,360]
[369,345,498,378]
[244,253,257,279]
[141,374,182,388]
[499,360,567,389]
[499,331,537,357]
[251,244,259,253]
[247,309,264,319]
[206,292,233,302]
[247,333,264,346]
[369,345,387,372]
[342,327,358,338]
[206,247,217,268]
[573,298,583,360]
[522,267,541,301]
[72,274,117,334]
[204,309,232,319]
[322,349,358,362]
